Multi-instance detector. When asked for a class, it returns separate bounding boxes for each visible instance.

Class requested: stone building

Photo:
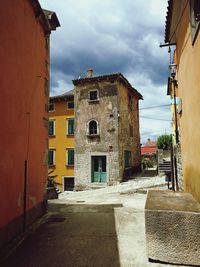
[73,70,143,190]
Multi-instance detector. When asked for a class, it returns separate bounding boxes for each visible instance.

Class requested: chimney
[87,68,93,78]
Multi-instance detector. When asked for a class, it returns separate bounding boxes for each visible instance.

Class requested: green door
[92,156,107,183]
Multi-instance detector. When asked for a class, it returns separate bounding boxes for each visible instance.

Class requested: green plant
[157,134,172,150]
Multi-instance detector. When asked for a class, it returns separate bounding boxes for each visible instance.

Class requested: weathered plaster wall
[74,80,120,189]
[175,2,200,202]
[118,82,141,178]
[0,0,49,246]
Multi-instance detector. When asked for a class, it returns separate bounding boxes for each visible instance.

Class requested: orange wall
[0,0,48,228]
[174,3,200,202]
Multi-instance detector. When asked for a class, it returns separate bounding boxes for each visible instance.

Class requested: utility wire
[140,116,171,122]
[139,104,171,110]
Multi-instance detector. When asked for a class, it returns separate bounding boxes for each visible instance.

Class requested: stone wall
[173,143,183,191]
[118,82,141,178]
[74,80,120,189]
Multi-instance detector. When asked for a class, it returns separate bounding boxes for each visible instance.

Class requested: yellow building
[165,0,200,202]
[48,90,74,191]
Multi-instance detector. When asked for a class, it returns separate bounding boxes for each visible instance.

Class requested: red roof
[141,146,157,155]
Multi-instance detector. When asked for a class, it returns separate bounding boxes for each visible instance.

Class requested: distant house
[165,0,200,201]
[73,69,143,190]
[49,90,75,192]
[141,139,157,156]
[0,0,60,248]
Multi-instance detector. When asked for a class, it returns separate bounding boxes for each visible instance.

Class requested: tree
[157,134,172,150]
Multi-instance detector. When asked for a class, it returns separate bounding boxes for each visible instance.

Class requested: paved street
[1,177,188,267]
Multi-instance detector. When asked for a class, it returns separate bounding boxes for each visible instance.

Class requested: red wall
[0,0,48,229]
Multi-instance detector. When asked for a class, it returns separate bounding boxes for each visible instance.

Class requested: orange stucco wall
[0,0,48,229]
[174,2,200,202]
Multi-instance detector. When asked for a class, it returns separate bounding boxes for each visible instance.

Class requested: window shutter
[49,121,54,135]
[68,119,74,134]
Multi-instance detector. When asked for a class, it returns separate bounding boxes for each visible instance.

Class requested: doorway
[91,156,107,183]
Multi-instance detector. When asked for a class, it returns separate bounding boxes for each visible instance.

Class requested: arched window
[87,120,99,135]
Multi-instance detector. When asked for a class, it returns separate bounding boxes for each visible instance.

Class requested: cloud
[40,0,170,142]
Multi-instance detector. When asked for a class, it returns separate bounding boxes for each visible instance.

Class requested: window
[48,149,55,166]
[49,103,55,112]
[63,177,74,191]
[124,150,131,168]
[190,0,200,43]
[67,101,74,109]
[88,90,99,101]
[128,93,133,111]
[66,149,74,166]
[67,118,74,135]
[49,120,55,136]
[88,120,99,135]
[129,125,133,137]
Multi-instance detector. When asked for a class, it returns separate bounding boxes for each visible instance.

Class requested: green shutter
[48,150,54,165]
[68,119,74,134]
[124,151,131,168]
[67,149,74,165]
[48,121,54,135]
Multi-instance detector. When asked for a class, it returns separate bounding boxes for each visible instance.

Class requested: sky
[40,0,171,144]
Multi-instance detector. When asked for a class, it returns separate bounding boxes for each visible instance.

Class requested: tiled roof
[73,73,143,100]
[165,0,173,43]
[141,146,157,155]
[50,89,74,101]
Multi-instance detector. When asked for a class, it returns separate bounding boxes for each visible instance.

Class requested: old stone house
[73,70,143,190]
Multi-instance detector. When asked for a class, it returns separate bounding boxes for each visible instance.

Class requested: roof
[141,146,157,156]
[29,0,60,34]
[165,0,173,43]
[73,73,143,100]
[144,139,157,147]
[50,89,74,102]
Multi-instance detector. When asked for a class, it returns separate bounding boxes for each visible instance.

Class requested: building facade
[49,91,75,192]
[0,0,60,248]
[73,70,142,190]
[165,0,200,202]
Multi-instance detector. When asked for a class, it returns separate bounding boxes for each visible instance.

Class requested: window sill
[87,134,100,138]
[48,164,55,168]
[88,99,99,103]
[66,164,74,167]
[67,134,74,136]
[49,135,55,137]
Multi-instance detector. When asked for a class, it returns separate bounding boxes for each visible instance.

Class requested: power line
[140,116,171,122]
[139,104,171,110]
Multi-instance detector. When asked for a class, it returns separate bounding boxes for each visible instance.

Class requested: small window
[49,120,55,136]
[190,0,200,43]
[49,103,55,112]
[66,149,74,166]
[129,125,133,137]
[67,101,74,109]
[89,120,98,135]
[67,118,74,135]
[124,150,132,168]
[128,93,133,111]
[48,149,55,166]
[88,90,99,101]
[63,177,74,191]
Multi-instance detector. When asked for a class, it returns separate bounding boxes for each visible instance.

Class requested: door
[92,156,107,183]
[64,177,74,191]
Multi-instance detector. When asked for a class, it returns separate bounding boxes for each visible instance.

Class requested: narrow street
[1,176,189,267]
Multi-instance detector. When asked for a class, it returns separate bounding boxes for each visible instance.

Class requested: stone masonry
[73,71,142,190]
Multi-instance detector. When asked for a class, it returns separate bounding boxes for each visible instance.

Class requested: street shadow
[1,203,122,267]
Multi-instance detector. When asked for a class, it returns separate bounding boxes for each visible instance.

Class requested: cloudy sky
[40,0,171,144]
